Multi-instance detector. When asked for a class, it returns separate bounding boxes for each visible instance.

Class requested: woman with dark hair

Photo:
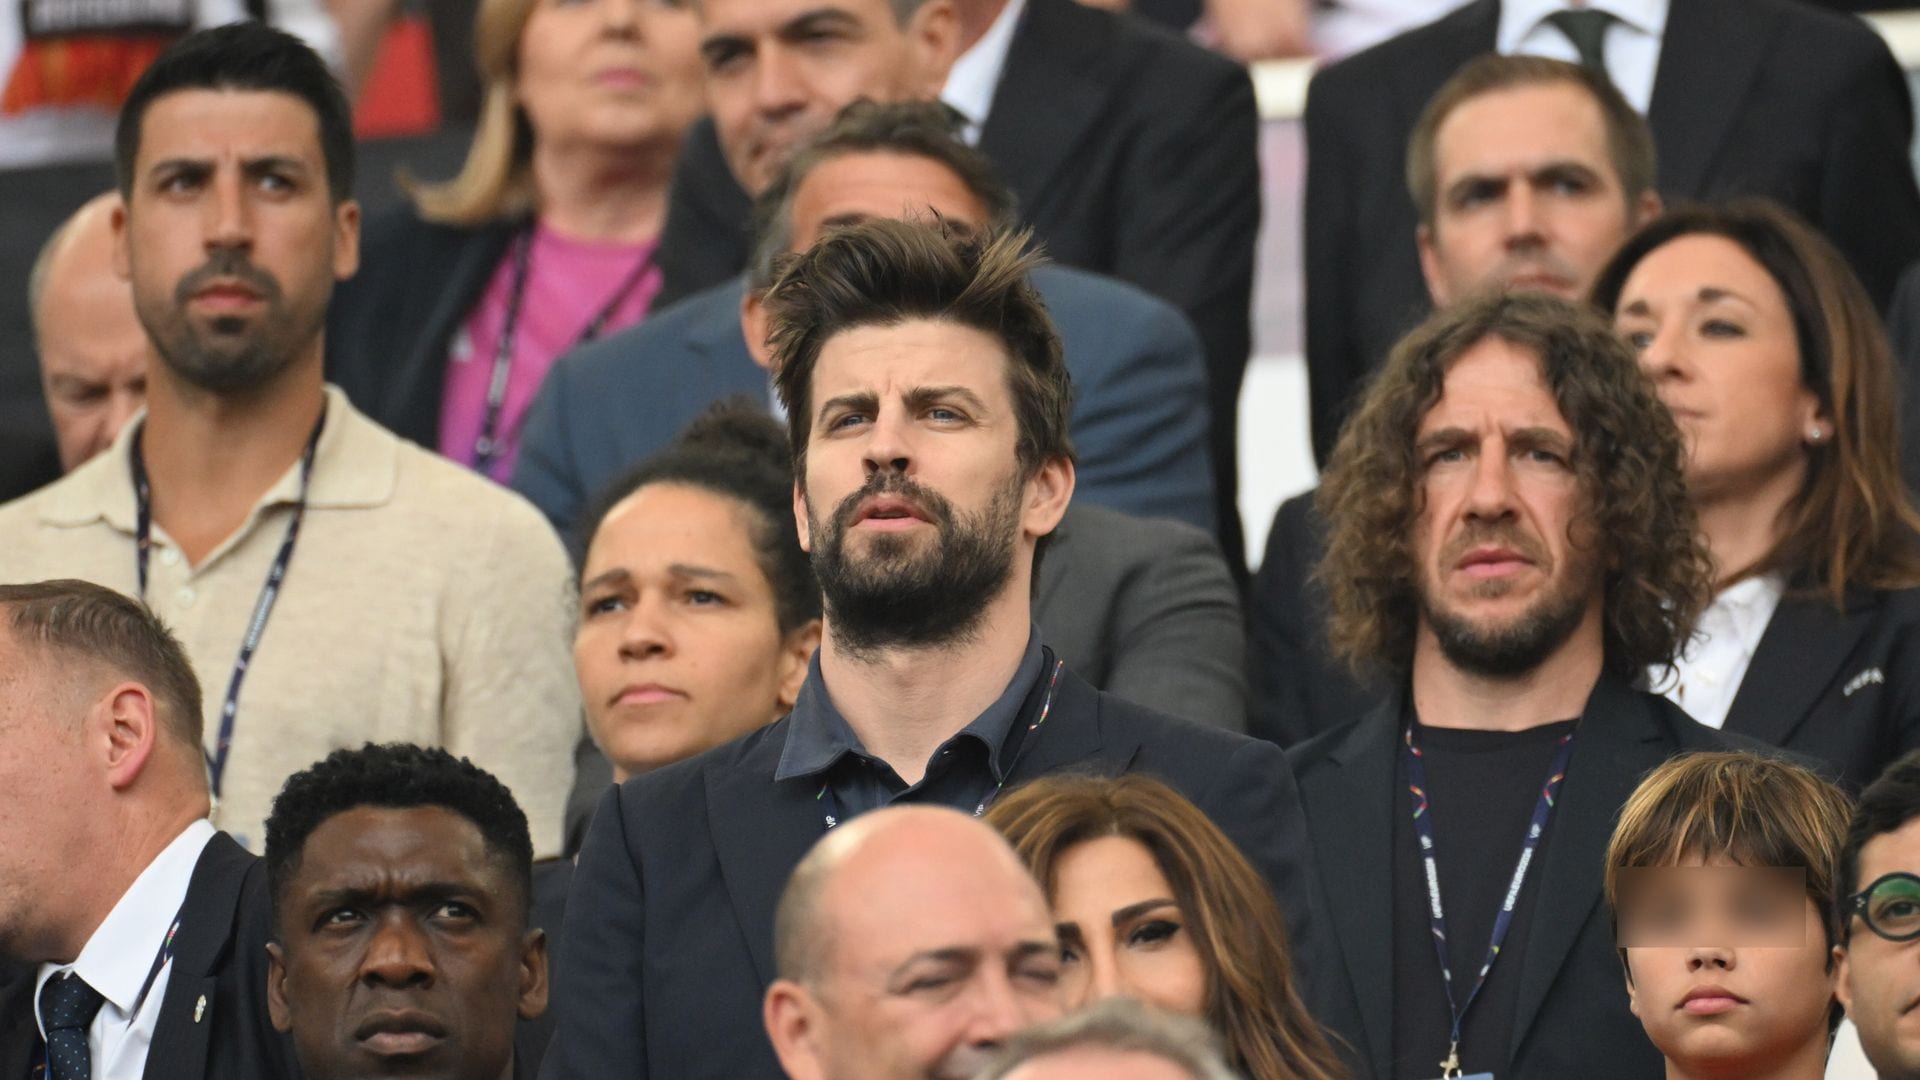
[326,0,704,481]
[1591,198,1920,788]
[985,774,1347,1080]
[571,398,822,780]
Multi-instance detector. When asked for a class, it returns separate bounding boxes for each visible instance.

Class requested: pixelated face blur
[0,624,100,963]
[115,88,358,396]
[574,482,815,778]
[1612,233,1824,509]
[1418,81,1647,307]
[1049,836,1207,1018]
[1411,336,1603,678]
[515,0,706,157]
[1619,862,1834,1076]
[1001,1047,1199,1080]
[804,832,1066,1079]
[266,806,545,1080]
[696,0,957,195]
[1839,818,1920,1080]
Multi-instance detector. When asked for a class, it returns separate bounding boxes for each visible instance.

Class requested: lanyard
[128,906,186,1018]
[818,656,1066,831]
[1403,722,1575,1079]
[472,225,657,476]
[133,407,325,799]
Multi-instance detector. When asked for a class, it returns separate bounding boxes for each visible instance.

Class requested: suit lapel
[1393,0,1498,121]
[976,0,1113,216]
[0,965,36,1080]
[1304,705,1396,1078]
[1005,663,1130,783]
[143,834,252,1080]
[1645,0,1780,197]
[395,222,519,433]
[706,724,843,987]
[1507,676,1664,1059]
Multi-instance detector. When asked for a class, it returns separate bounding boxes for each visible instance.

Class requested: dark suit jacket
[1874,260,1920,491]
[1303,0,1920,465]
[1719,587,1920,791]
[510,269,1216,539]
[323,206,519,447]
[1288,674,1744,1080]
[541,663,1328,1080]
[652,0,1259,568]
[0,832,299,1080]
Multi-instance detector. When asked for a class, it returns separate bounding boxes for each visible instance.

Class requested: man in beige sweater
[0,24,579,856]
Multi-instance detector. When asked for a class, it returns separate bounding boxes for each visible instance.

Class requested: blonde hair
[405,0,542,224]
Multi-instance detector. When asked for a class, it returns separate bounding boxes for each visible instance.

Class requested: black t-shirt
[1390,717,1579,1079]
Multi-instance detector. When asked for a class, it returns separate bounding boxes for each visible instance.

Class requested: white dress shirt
[1497,0,1669,113]
[34,819,218,1080]
[1651,573,1786,730]
[941,0,1027,145]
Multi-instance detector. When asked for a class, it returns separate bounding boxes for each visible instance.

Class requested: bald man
[28,193,149,472]
[762,806,1065,1080]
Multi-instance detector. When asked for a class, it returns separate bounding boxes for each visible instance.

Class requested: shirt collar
[1705,572,1787,644]
[775,628,1047,783]
[36,819,217,1030]
[1498,0,1668,51]
[34,385,399,535]
[941,0,1027,136]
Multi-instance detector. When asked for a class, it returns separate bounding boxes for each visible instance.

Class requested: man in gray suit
[517,101,1243,735]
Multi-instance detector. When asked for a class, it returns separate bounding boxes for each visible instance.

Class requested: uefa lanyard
[1403,722,1576,1079]
[471,226,657,475]
[132,408,325,799]
[818,657,1066,831]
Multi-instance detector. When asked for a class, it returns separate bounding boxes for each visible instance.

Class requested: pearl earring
[1808,426,1827,444]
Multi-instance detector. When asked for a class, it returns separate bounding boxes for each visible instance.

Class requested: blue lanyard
[132,408,325,799]
[818,657,1065,830]
[1403,722,1575,1079]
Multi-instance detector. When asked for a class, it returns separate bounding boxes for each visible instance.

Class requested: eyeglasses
[1848,872,1920,942]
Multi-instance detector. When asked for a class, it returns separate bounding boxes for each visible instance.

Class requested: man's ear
[1021,457,1074,542]
[764,979,828,1080]
[94,682,161,792]
[1632,188,1663,229]
[794,483,813,554]
[266,942,293,1033]
[741,291,774,372]
[111,199,133,281]
[517,927,551,1021]
[777,621,823,711]
[1834,944,1855,1015]
[1417,222,1452,307]
[332,198,362,281]
[906,0,963,95]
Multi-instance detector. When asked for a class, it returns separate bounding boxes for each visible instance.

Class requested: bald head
[31,192,150,472]
[765,805,1065,1080]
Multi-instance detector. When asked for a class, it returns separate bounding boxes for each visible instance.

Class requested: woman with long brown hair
[985,774,1347,1080]
[326,0,704,482]
[1590,198,1920,789]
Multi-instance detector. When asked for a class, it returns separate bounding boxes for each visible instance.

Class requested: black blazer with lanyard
[1302,0,1920,467]
[1718,585,1920,791]
[539,656,1329,1080]
[0,832,300,1080]
[1287,673,1748,1080]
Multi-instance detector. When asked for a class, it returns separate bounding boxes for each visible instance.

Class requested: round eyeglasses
[1848,872,1920,942]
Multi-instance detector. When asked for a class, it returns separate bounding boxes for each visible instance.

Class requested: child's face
[1619,860,1835,1073]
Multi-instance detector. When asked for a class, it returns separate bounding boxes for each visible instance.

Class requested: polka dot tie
[39,971,105,1080]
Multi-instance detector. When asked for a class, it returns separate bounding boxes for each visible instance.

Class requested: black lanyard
[1403,722,1576,1079]
[818,656,1066,831]
[132,408,325,799]
[471,225,657,476]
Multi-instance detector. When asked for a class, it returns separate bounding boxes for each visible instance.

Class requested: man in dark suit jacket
[1292,292,1738,1078]
[1304,0,1920,466]
[542,220,1325,1080]
[0,580,298,1080]
[664,0,1257,568]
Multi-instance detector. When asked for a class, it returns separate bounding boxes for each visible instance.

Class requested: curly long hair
[1317,291,1712,680]
[1589,199,1920,602]
[985,775,1348,1080]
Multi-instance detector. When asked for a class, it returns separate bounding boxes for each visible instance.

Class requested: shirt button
[175,586,196,607]
[160,548,181,567]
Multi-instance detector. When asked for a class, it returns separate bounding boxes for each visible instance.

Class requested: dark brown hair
[985,775,1348,1080]
[1317,291,1712,678]
[766,217,1074,482]
[1589,199,1920,602]
[0,579,204,756]
[1406,54,1656,227]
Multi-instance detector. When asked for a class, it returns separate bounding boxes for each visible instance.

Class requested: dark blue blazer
[510,267,1216,541]
[540,663,1330,1080]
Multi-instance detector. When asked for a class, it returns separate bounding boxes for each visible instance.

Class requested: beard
[1418,522,1599,678]
[139,249,319,395]
[806,471,1023,657]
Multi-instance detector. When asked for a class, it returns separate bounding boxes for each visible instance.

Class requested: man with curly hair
[1288,292,1748,1080]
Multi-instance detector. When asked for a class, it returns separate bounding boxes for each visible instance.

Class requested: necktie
[1544,8,1617,76]
[39,972,106,1080]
